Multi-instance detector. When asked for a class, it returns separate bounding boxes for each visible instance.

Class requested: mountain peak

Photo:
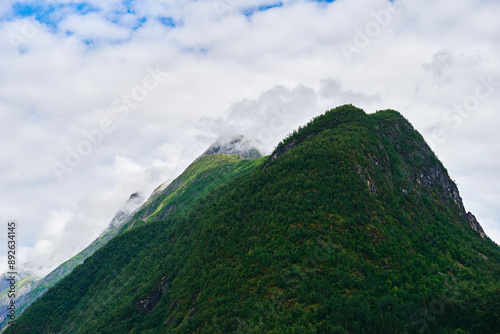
[107,192,145,229]
[263,105,487,239]
[203,134,263,159]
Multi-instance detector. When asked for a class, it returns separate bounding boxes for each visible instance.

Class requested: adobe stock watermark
[339,1,403,64]
[212,0,242,19]
[7,20,40,52]
[256,106,297,146]
[235,235,337,332]
[430,74,499,147]
[399,275,471,333]
[66,267,137,332]
[51,65,168,182]
[5,221,18,328]
[6,0,65,52]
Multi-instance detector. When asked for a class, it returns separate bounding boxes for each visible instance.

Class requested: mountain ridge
[0,191,146,332]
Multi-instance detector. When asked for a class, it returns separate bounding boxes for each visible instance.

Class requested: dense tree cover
[0,153,265,332]
[6,105,500,333]
[121,153,267,230]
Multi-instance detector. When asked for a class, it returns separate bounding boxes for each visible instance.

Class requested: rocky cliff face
[466,212,486,239]
[265,107,488,240]
[373,111,487,239]
[412,163,486,239]
[262,138,297,168]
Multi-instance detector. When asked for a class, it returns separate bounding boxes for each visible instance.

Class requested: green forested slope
[6,105,500,333]
[0,149,264,332]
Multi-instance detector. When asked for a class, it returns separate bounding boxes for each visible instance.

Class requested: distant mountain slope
[6,105,500,333]
[0,192,145,332]
[120,144,264,231]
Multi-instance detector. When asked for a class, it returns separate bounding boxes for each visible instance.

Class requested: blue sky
[3,0,338,30]
[9,2,98,27]
[3,0,308,27]
[242,2,284,17]
[3,0,176,33]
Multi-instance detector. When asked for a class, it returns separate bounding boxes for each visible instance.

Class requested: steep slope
[0,192,145,332]
[0,136,263,333]
[121,146,264,231]
[6,105,500,333]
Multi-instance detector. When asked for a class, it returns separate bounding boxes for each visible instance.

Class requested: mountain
[5,105,500,333]
[202,134,263,159]
[116,134,264,232]
[0,192,145,332]
[0,134,264,333]
[0,135,261,329]
[0,271,31,292]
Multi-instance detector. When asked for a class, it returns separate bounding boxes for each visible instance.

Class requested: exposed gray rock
[355,162,378,194]
[466,212,486,239]
[262,139,297,169]
[153,205,175,221]
[107,192,145,229]
[412,164,486,239]
[374,114,487,239]
[138,276,169,312]
[203,134,263,159]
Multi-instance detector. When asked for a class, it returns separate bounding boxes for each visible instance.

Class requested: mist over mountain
[0,191,146,332]
[106,192,145,230]
[202,134,264,159]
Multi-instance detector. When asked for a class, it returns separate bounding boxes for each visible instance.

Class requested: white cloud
[196,79,380,152]
[59,13,131,41]
[1,0,499,277]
